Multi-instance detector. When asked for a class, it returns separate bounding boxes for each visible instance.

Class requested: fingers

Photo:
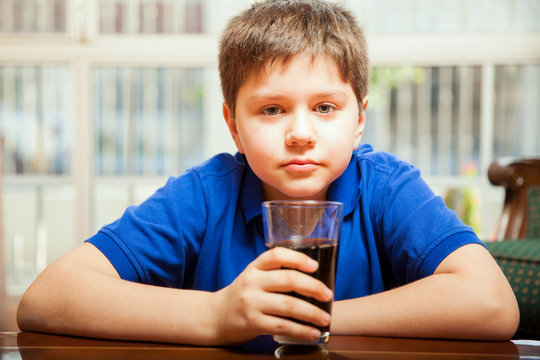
[261,313,324,342]
[213,275,330,344]
[234,267,332,324]
[261,292,331,329]
[243,292,330,341]
[213,247,335,344]
[254,247,319,273]
[263,269,333,303]
[253,247,333,302]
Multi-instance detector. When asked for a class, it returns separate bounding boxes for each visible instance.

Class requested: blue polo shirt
[87,144,483,300]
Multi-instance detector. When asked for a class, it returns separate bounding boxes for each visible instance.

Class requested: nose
[285,111,316,147]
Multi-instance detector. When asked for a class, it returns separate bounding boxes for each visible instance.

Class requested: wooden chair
[486,239,540,339]
[488,157,540,240]
[488,157,540,339]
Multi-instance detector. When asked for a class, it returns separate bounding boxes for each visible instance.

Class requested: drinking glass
[262,200,344,345]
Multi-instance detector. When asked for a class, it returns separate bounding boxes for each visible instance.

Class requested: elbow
[496,298,520,341]
[17,296,31,331]
[476,293,520,341]
[16,284,54,333]
[16,291,38,332]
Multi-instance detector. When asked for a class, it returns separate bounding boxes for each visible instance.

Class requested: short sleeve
[86,169,208,288]
[372,161,484,285]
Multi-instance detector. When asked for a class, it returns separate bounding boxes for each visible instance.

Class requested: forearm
[18,258,218,345]
[332,274,509,339]
[18,244,334,346]
[331,245,519,340]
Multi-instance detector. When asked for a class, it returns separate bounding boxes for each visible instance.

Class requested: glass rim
[262,200,344,208]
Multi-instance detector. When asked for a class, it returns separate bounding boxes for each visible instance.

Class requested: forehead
[245,54,347,90]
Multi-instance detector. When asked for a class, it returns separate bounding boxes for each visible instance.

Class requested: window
[93,67,204,176]
[99,0,204,34]
[365,66,483,176]
[1,65,71,175]
[0,0,211,295]
[1,0,539,296]
[493,65,540,158]
[0,0,67,34]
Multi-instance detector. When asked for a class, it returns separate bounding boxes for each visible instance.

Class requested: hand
[209,247,333,345]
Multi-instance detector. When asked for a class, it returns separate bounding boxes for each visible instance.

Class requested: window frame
[0,0,539,260]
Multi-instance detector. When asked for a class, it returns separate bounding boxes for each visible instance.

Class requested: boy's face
[223,54,367,201]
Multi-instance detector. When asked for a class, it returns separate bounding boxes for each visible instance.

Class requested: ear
[223,102,245,154]
[353,96,368,150]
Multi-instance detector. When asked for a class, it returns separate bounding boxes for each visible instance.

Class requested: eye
[261,106,283,116]
[316,104,334,114]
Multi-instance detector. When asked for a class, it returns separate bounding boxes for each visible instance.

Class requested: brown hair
[218,0,369,118]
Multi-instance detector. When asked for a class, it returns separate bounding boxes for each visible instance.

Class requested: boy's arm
[17,242,218,344]
[17,243,331,345]
[331,243,520,340]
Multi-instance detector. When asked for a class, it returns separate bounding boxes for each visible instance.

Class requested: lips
[284,159,320,172]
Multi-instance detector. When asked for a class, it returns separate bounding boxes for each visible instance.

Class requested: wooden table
[1,332,539,359]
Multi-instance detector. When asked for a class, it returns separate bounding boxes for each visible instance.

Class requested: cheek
[324,123,357,148]
[239,126,278,158]
[322,127,358,166]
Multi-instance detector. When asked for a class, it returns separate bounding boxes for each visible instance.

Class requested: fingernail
[311,329,321,339]
[308,259,318,268]
[325,288,333,299]
[323,312,331,324]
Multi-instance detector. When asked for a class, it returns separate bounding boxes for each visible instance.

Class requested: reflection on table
[1,331,539,360]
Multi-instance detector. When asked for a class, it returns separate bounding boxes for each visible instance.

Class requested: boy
[17,0,518,345]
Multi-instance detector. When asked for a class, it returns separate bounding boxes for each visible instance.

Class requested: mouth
[283,159,320,172]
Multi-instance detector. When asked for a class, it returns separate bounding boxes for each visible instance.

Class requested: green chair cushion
[486,239,540,339]
[527,187,540,238]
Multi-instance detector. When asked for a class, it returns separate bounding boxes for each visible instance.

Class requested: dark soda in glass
[267,238,337,333]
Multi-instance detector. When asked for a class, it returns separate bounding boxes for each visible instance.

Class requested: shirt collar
[326,151,362,217]
[238,154,265,224]
[239,148,364,223]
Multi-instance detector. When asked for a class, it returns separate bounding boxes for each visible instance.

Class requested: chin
[282,189,327,201]
[263,181,329,201]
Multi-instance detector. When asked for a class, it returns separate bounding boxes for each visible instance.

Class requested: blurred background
[0,0,539,331]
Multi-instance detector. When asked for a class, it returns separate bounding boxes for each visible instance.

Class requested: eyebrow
[247,90,348,102]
